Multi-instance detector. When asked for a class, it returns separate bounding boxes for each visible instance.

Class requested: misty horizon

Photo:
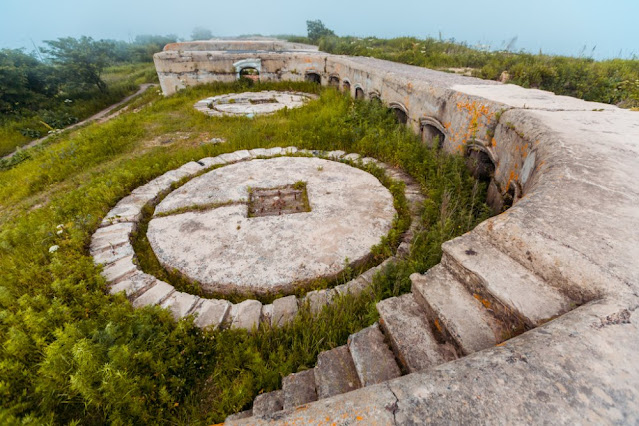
[2,0,638,61]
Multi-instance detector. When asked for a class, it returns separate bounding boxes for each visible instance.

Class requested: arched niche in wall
[342,79,351,95]
[465,142,496,182]
[388,102,409,125]
[369,91,381,102]
[305,71,322,84]
[420,117,448,149]
[354,85,365,100]
[233,59,262,80]
[328,74,340,87]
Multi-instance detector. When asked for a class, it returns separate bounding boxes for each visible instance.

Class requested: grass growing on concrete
[131,153,411,304]
[0,81,490,424]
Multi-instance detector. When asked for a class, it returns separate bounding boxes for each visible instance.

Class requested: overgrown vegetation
[0,81,490,424]
[287,21,639,108]
[0,35,175,156]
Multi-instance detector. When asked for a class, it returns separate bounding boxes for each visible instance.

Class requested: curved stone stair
[226,232,577,423]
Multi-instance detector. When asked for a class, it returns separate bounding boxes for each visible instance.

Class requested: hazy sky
[1,0,637,59]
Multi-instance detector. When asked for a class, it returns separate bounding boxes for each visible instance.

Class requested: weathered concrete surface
[148,157,395,296]
[149,41,639,424]
[194,91,313,117]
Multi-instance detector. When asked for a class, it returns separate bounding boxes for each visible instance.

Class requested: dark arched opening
[239,67,260,81]
[355,87,365,100]
[466,146,495,182]
[329,76,340,87]
[305,72,321,84]
[422,124,446,149]
[390,107,408,125]
[343,81,351,94]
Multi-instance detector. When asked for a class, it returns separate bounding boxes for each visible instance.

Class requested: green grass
[0,63,158,157]
[0,80,491,424]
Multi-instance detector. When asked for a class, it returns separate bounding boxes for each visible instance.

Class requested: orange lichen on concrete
[455,100,497,144]
[474,293,492,309]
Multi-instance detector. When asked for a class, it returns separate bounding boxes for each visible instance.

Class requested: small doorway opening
[305,72,321,84]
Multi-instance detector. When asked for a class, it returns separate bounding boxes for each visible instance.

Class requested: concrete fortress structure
[151,40,639,424]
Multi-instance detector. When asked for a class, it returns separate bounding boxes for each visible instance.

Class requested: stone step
[282,369,317,410]
[377,294,456,373]
[252,390,283,417]
[441,232,573,327]
[411,264,502,355]
[347,324,401,386]
[314,345,361,399]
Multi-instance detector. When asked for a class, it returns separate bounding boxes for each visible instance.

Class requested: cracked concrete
[148,157,395,296]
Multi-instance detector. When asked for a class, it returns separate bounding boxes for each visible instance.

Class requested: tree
[0,49,57,114]
[42,36,114,93]
[306,20,335,44]
[191,27,213,41]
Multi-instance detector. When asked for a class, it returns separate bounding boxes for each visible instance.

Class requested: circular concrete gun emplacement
[148,156,396,296]
[194,91,315,117]
[91,147,425,332]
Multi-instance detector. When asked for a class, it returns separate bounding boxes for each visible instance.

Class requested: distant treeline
[0,34,176,117]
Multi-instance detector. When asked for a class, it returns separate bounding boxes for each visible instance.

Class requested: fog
[1,0,637,59]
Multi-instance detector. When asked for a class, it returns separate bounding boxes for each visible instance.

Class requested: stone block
[193,299,232,329]
[253,390,283,417]
[314,345,361,399]
[132,280,174,308]
[272,295,298,326]
[160,291,200,319]
[230,300,263,331]
[377,294,452,373]
[102,255,138,283]
[283,369,317,410]
[347,323,401,386]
